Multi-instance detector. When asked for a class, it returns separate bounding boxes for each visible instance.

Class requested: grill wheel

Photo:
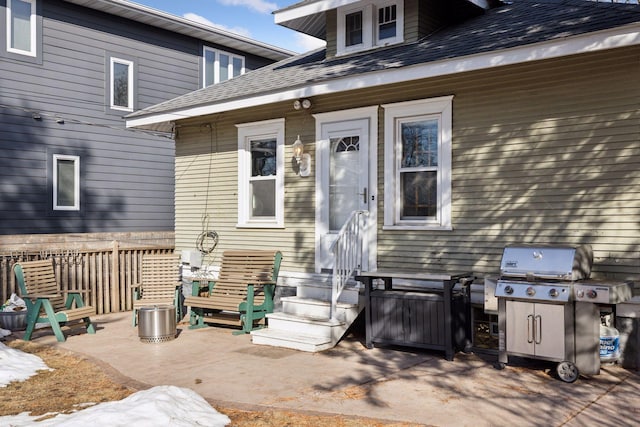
[556,361,579,383]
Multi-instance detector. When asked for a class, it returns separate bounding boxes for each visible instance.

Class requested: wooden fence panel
[0,246,174,314]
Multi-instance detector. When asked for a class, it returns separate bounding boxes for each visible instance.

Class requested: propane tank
[600,314,620,363]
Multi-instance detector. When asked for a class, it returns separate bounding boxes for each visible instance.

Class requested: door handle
[359,187,368,204]
[535,315,542,344]
[527,314,534,343]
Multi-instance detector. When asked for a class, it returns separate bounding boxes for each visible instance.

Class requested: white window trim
[6,0,36,57]
[236,118,285,228]
[53,154,80,211]
[336,0,403,56]
[110,57,134,112]
[382,96,453,230]
[203,46,245,87]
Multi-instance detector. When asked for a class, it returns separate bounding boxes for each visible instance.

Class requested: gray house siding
[0,0,275,235]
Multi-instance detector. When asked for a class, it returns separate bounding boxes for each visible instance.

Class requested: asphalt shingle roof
[128,0,640,120]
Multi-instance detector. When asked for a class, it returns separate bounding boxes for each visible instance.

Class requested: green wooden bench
[184,250,282,334]
[13,259,96,342]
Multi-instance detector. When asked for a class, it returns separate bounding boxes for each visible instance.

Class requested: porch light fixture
[292,135,311,177]
[293,99,311,110]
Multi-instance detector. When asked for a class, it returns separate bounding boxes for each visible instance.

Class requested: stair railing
[329,210,368,320]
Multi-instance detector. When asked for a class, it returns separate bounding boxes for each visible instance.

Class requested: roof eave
[63,0,294,60]
[126,23,640,131]
[273,0,493,39]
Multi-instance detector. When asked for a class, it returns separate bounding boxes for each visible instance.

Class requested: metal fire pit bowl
[138,305,176,343]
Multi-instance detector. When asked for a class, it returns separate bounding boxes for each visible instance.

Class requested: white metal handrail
[329,210,368,320]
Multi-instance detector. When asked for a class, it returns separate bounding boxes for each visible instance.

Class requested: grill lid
[499,244,593,281]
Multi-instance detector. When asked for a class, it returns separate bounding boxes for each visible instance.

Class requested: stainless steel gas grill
[494,244,633,382]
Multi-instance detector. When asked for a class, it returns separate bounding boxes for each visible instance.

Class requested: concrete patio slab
[16,312,640,426]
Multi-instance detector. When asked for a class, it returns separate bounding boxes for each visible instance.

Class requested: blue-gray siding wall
[0,0,273,235]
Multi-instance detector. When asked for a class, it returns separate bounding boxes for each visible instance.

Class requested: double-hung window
[383,96,453,230]
[7,0,36,56]
[203,47,245,87]
[377,4,397,41]
[236,119,285,228]
[337,0,403,55]
[53,154,80,211]
[110,57,134,111]
[345,11,363,47]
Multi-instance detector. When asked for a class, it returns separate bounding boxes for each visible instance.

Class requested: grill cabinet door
[506,301,535,355]
[506,301,566,360]
[532,303,566,360]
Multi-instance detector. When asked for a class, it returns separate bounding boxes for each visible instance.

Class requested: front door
[315,117,372,272]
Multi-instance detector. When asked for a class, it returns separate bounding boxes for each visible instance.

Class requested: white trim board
[126,24,640,130]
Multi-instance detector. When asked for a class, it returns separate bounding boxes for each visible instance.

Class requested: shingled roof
[127,0,640,131]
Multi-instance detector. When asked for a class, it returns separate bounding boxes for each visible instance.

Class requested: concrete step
[281,296,357,321]
[251,328,335,352]
[265,311,345,338]
[296,283,361,304]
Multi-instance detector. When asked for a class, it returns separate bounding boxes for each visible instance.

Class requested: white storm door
[316,118,370,271]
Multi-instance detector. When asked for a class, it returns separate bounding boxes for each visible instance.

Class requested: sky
[0,340,230,426]
[133,0,326,53]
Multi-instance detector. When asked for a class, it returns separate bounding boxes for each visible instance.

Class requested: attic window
[378,5,396,40]
[203,46,245,87]
[337,0,403,56]
[346,12,363,47]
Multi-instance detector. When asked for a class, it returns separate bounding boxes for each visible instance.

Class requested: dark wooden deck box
[370,290,469,352]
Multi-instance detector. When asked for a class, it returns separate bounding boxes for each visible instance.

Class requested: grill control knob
[549,288,559,298]
[576,289,585,299]
[526,287,536,297]
[504,285,514,295]
[587,289,598,299]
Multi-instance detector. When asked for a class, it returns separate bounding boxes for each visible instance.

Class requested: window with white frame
[337,0,403,55]
[236,119,285,228]
[203,47,245,87]
[110,57,134,111]
[53,154,80,211]
[7,0,36,56]
[382,96,453,230]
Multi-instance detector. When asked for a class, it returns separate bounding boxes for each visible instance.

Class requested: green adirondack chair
[13,259,96,342]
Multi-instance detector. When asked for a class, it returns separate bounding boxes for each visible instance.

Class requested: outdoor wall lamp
[293,99,311,110]
[292,135,311,177]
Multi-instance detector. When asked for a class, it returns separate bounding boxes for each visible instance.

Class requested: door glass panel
[329,136,360,231]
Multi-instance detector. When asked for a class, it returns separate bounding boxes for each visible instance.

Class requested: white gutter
[126,24,640,130]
